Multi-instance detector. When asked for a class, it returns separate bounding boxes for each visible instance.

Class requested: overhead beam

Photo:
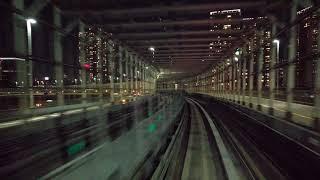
[125,37,238,44]
[27,0,50,17]
[150,56,222,60]
[64,2,266,16]
[115,30,243,39]
[143,49,225,54]
[100,18,257,29]
[146,53,222,57]
[154,59,220,62]
[136,43,231,49]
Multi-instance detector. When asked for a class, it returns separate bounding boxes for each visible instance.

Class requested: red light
[83,63,90,70]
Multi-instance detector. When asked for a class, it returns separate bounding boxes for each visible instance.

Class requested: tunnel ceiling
[53,0,290,76]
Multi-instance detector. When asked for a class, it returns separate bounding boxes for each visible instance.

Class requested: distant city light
[235,50,240,56]
[234,57,239,62]
[44,77,49,81]
[83,63,91,70]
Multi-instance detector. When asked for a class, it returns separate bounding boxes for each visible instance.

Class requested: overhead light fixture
[26,18,37,24]
[273,39,280,44]
[148,46,155,52]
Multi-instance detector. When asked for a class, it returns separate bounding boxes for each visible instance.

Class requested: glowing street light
[148,46,155,52]
[26,18,37,24]
[26,18,37,108]
[273,39,280,62]
[273,39,280,44]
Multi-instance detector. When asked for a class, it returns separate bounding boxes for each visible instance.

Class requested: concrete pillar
[233,62,237,102]
[313,17,320,131]
[218,66,221,98]
[12,0,28,109]
[249,42,254,108]
[79,22,87,104]
[138,60,142,93]
[130,55,134,94]
[118,46,123,97]
[96,31,103,102]
[286,2,297,120]
[108,41,115,103]
[125,50,129,93]
[229,65,233,100]
[142,63,145,94]
[242,55,247,105]
[269,24,277,115]
[237,58,242,104]
[257,43,264,111]
[53,7,64,105]
[222,64,226,99]
[134,56,138,92]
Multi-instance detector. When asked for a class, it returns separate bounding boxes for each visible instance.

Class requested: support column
[257,43,264,111]
[269,24,277,115]
[134,56,138,92]
[130,54,134,94]
[53,7,64,106]
[237,58,242,104]
[242,55,247,105]
[233,62,237,102]
[142,63,145,94]
[118,46,123,98]
[286,2,297,120]
[229,65,233,101]
[313,17,320,131]
[218,68,220,97]
[249,42,254,108]
[96,31,103,102]
[125,50,129,94]
[13,0,28,110]
[79,22,87,104]
[222,64,226,99]
[108,41,115,103]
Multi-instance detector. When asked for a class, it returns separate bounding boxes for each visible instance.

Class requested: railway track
[152,98,249,180]
[192,94,320,180]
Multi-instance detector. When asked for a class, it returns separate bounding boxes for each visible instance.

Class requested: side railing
[0,93,183,179]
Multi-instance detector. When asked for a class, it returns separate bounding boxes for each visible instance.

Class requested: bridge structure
[1,0,320,179]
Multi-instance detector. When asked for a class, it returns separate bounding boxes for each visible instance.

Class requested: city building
[296,6,318,89]
[79,27,110,84]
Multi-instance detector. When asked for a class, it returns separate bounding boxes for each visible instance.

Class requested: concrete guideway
[186,98,245,180]
[202,92,315,128]
[181,101,221,180]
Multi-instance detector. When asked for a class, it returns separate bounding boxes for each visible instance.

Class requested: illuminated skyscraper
[79,27,110,84]
[296,6,318,89]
